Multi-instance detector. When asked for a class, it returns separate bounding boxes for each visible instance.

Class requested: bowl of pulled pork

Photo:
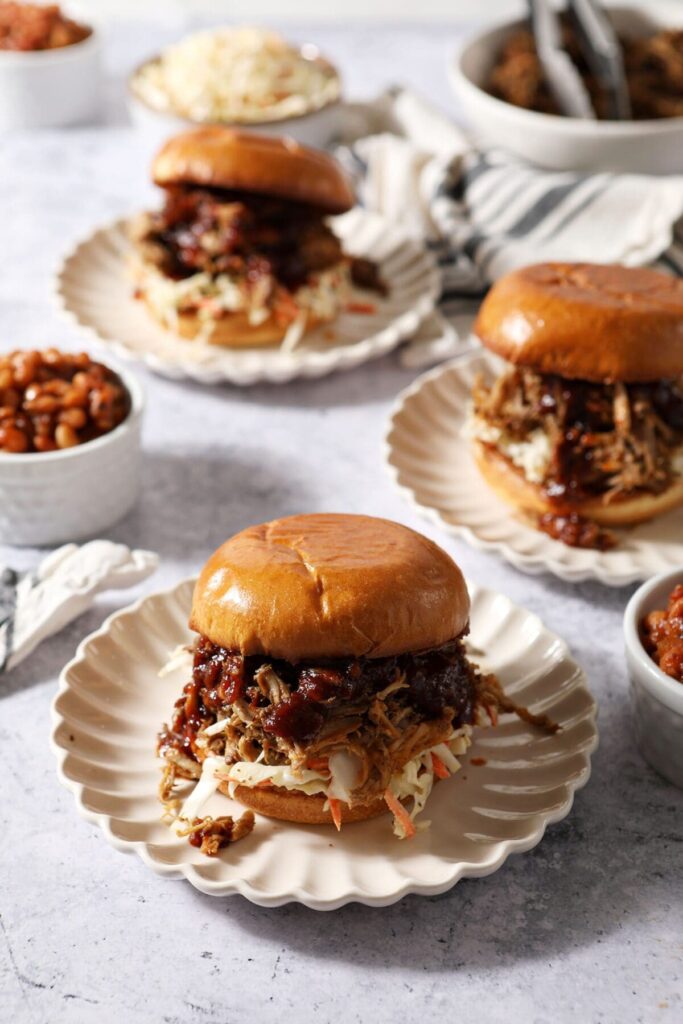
[449,2,683,173]
[625,567,683,789]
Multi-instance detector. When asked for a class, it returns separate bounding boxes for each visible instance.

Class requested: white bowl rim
[0,359,144,466]
[624,567,683,715]
[127,43,342,128]
[451,6,683,136]
[0,28,99,64]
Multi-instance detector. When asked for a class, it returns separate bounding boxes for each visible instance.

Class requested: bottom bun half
[142,294,327,349]
[224,783,388,826]
[474,442,683,527]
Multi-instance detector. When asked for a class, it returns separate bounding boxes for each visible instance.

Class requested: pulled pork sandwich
[158,513,551,840]
[131,127,366,349]
[468,263,683,549]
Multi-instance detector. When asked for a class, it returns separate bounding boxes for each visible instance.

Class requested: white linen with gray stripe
[337,90,683,365]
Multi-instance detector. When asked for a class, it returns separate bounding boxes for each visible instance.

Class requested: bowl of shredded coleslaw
[128,26,342,148]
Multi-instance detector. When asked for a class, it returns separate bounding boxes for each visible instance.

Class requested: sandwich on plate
[158,513,552,846]
[468,262,683,548]
[131,127,383,350]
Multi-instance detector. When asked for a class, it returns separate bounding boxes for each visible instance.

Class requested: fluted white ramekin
[0,364,144,547]
[624,568,683,789]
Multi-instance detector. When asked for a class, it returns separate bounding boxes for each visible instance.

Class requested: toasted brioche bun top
[190,513,469,661]
[474,262,683,383]
[152,127,355,214]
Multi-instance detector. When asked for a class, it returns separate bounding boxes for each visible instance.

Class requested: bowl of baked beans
[0,2,101,129]
[624,568,683,789]
[0,349,143,545]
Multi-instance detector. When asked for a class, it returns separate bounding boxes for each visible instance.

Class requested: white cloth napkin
[338,89,683,367]
[0,541,158,673]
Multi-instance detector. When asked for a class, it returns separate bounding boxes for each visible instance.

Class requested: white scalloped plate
[54,208,439,386]
[50,577,597,909]
[385,352,683,587]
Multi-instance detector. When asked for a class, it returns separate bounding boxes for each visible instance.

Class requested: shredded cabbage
[158,645,193,679]
[328,750,362,803]
[137,261,349,347]
[132,27,340,124]
[204,717,232,737]
[176,755,225,825]
[174,727,473,840]
[223,761,329,798]
[465,411,552,485]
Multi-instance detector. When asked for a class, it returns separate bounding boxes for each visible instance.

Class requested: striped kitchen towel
[0,542,157,675]
[337,89,683,366]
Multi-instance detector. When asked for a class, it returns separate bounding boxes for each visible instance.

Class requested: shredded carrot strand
[383,789,416,840]
[346,301,376,314]
[431,752,450,780]
[328,797,343,832]
[487,705,499,727]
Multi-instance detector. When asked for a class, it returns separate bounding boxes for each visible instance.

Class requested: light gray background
[1,14,681,1024]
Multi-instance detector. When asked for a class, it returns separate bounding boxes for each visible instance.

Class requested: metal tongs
[528,0,631,120]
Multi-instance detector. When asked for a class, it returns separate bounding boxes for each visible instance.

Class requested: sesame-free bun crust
[227,784,388,825]
[152,127,355,214]
[474,441,683,527]
[190,513,470,660]
[475,263,683,383]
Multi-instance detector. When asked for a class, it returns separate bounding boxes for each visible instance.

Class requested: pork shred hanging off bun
[130,127,383,350]
[158,513,552,839]
[468,263,683,548]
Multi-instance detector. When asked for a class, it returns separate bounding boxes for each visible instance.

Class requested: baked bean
[24,394,60,414]
[33,435,57,453]
[11,351,41,387]
[43,347,69,365]
[71,372,91,392]
[0,425,29,452]
[62,386,87,408]
[0,3,92,53]
[0,349,129,454]
[43,379,70,396]
[1,388,20,410]
[59,407,87,429]
[55,423,78,449]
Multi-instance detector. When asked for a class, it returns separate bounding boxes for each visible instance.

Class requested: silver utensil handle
[527,0,595,119]
[568,0,631,120]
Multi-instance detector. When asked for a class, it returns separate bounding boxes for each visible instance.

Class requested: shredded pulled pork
[488,21,683,120]
[641,584,683,683]
[176,812,255,856]
[158,634,554,816]
[473,367,683,505]
[135,186,344,291]
[537,512,616,552]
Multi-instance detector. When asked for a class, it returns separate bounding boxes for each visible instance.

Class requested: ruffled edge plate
[51,576,597,909]
[54,208,439,386]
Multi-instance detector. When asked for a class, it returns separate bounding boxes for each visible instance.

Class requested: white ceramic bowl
[0,28,102,130]
[127,49,342,150]
[624,568,683,789]
[0,363,144,547]
[449,2,683,174]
